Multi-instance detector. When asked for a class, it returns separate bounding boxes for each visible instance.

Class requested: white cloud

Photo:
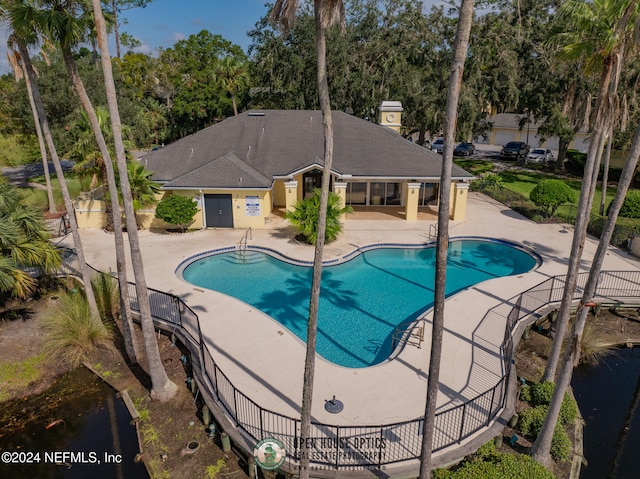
[168,32,185,43]
[133,43,152,55]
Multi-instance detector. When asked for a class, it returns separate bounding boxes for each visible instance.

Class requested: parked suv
[500,141,529,161]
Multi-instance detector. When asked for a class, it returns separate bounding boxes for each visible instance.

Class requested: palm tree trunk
[92,0,177,400]
[100,162,115,232]
[232,94,238,116]
[17,41,100,321]
[531,120,640,467]
[542,60,614,384]
[111,0,121,59]
[418,1,475,477]
[23,69,56,215]
[599,133,613,216]
[298,3,334,477]
[60,44,141,365]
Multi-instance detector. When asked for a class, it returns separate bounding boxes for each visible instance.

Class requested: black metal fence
[57,251,640,469]
[44,214,69,238]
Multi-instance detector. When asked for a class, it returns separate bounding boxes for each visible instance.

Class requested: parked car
[453,142,476,156]
[430,137,444,154]
[500,141,530,161]
[526,148,554,163]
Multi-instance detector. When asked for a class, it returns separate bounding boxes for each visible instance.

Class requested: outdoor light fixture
[324,396,344,413]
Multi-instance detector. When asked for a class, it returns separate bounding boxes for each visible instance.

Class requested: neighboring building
[484,113,590,152]
[75,107,474,229]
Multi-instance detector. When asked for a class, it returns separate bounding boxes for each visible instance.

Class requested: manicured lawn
[19,176,84,212]
[455,159,618,217]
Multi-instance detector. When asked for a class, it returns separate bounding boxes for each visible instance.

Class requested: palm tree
[69,107,135,229]
[418,1,475,477]
[30,0,141,364]
[0,182,61,299]
[533,120,640,468]
[213,56,250,116]
[126,160,160,228]
[542,0,640,384]
[270,0,344,476]
[2,0,102,321]
[532,0,640,468]
[285,189,352,244]
[91,0,177,401]
[6,47,56,216]
[69,106,116,227]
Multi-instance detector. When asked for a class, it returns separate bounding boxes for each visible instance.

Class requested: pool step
[223,251,267,265]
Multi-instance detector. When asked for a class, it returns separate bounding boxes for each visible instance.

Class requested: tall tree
[213,56,250,116]
[532,119,640,468]
[2,0,102,321]
[542,0,640,384]
[0,182,61,299]
[270,0,344,477]
[418,0,475,477]
[7,48,56,215]
[92,0,177,400]
[35,0,141,364]
[104,0,152,59]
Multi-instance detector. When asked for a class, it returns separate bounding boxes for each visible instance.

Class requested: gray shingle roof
[165,152,272,189]
[143,110,473,189]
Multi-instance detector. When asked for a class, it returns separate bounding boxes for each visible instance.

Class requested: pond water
[572,347,640,479]
[0,366,148,478]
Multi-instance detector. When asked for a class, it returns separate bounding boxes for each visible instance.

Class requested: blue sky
[0,0,451,73]
[121,0,272,55]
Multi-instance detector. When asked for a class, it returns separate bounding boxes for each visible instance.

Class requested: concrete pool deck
[61,192,640,464]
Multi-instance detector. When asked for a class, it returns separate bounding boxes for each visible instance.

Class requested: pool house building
[75,106,473,229]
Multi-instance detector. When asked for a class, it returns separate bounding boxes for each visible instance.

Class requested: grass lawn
[455,159,617,218]
[19,176,84,212]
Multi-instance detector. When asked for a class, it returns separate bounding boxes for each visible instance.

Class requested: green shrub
[441,450,555,478]
[91,273,119,322]
[608,190,640,219]
[432,469,451,479]
[475,440,496,458]
[559,394,579,425]
[530,179,576,218]
[551,423,572,462]
[154,195,198,232]
[518,405,547,436]
[565,150,587,176]
[588,215,640,247]
[531,381,555,406]
[519,384,532,403]
[518,404,574,463]
[43,291,115,367]
[526,381,578,425]
[476,173,504,192]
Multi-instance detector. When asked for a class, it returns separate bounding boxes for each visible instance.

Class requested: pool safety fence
[55,250,640,470]
[44,214,70,238]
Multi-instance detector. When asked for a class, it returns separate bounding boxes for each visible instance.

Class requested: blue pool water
[182,239,537,368]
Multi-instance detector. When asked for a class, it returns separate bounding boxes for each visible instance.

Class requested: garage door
[204,194,234,228]
[494,131,515,147]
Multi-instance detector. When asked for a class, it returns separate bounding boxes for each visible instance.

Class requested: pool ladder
[237,228,252,261]
[392,319,425,350]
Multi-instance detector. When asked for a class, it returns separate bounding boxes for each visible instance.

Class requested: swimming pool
[181,239,537,368]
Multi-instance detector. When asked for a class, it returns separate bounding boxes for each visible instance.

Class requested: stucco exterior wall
[199,189,273,229]
[75,199,107,229]
[273,180,286,207]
